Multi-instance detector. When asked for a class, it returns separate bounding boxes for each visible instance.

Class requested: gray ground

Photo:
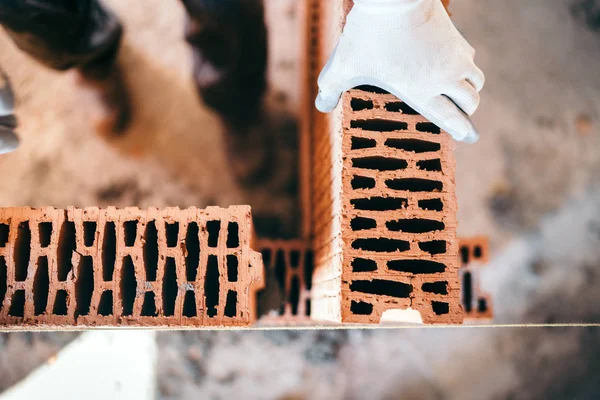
[1,0,600,398]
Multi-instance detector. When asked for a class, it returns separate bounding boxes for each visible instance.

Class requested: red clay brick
[256,239,313,324]
[459,236,493,320]
[0,206,264,328]
[304,0,463,324]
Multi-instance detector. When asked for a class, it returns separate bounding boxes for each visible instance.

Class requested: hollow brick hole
[351,136,377,150]
[52,290,69,316]
[478,298,488,313]
[384,138,440,153]
[422,281,448,295]
[351,119,408,132]
[463,271,473,313]
[83,221,96,247]
[432,301,450,315]
[205,255,220,318]
[419,199,444,212]
[33,256,49,315]
[38,222,52,248]
[166,222,179,248]
[350,98,374,111]
[417,159,442,172]
[0,223,9,247]
[350,217,377,231]
[144,221,158,282]
[226,222,239,248]
[351,175,376,190]
[386,178,443,192]
[227,255,238,282]
[8,290,25,317]
[419,240,447,255]
[121,256,137,316]
[350,300,373,315]
[351,197,407,211]
[186,222,200,281]
[141,292,158,317]
[207,220,221,248]
[183,291,197,317]
[0,257,6,311]
[102,222,116,281]
[123,221,137,247]
[224,290,237,318]
[75,256,94,317]
[290,276,300,315]
[57,220,76,282]
[351,258,377,272]
[416,122,441,134]
[163,257,178,317]
[98,290,113,316]
[349,280,412,298]
[386,219,445,234]
[351,238,410,253]
[352,157,408,171]
[387,260,446,274]
[14,221,30,282]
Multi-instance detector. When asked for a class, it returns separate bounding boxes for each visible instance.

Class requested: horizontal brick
[0,206,264,329]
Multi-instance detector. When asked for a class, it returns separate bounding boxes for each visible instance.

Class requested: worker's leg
[0,0,131,135]
[180,0,268,129]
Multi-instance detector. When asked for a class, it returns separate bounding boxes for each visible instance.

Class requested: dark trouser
[0,0,267,123]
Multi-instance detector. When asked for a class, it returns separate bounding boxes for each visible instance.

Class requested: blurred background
[1,0,600,398]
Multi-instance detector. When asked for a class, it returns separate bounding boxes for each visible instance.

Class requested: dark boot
[182,0,268,129]
[182,0,272,185]
[0,0,132,136]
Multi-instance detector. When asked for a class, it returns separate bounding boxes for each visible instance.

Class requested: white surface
[0,331,157,400]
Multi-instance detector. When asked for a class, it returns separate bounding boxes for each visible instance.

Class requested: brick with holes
[256,239,314,324]
[302,0,462,324]
[0,206,264,329]
[459,236,492,321]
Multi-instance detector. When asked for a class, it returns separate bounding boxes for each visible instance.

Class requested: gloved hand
[0,69,19,154]
[315,0,485,143]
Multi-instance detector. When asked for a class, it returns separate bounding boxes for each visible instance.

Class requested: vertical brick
[303,0,463,324]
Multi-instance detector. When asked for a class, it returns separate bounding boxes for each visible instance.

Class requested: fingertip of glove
[315,93,334,113]
[461,130,480,144]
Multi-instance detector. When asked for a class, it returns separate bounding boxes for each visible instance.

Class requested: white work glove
[316,0,484,143]
[0,69,19,154]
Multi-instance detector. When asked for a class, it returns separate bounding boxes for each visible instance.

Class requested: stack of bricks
[256,240,313,323]
[302,0,463,324]
[0,206,264,329]
[459,237,492,320]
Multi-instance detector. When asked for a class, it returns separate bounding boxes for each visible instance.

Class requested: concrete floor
[1,0,600,398]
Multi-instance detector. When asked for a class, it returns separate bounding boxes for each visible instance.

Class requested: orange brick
[0,206,264,329]
[303,0,463,324]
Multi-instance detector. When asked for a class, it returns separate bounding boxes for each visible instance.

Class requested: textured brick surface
[459,236,492,320]
[304,0,462,324]
[0,206,264,328]
[256,240,313,324]
[339,89,462,324]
